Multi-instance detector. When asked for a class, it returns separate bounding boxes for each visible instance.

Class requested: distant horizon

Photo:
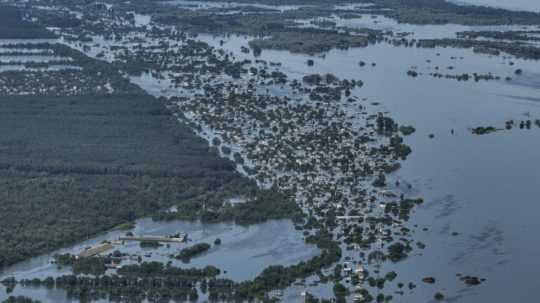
[449,0,540,12]
[2,1,540,302]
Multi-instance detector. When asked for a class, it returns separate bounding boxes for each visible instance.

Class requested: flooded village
[1,0,540,302]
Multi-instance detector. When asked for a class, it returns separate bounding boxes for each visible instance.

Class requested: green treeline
[117,262,221,278]
[153,184,305,225]
[1,297,42,303]
[54,254,108,276]
[176,243,211,262]
[0,94,242,268]
[4,230,339,302]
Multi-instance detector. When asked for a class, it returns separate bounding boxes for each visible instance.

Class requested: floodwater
[195,33,540,303]
[0,39,76,72]
[0,55,71,63]
[450,0,540,12]
[112,21,540,301]
[0,64,81,72]
[3,2,540,302]
[0,219,319,302]
[296,14,540,40]
[163,0,308,12]
[0,39,59,45]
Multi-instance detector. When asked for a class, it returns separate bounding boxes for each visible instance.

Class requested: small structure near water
[78,242,114,258]
[119,233,188,243]
[77,232,188,259]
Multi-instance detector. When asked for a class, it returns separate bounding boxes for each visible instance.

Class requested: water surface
[0,219,319,302]
[450,0,540,12]
[199,34,540,302]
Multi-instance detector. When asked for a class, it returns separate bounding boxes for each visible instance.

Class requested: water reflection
[0,219,319,302]
[4,4,540,301]
[163,0,309,12]
[192,33,540,302]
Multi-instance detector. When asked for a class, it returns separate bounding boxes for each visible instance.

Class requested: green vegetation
[140,241,163,248]
[176,243,211,261]
[385,271,397,281]
[364,0,540,25]
[434,292,445,301]
[399,125,416,136]
[153,184,304,225]
[12,263,221,302]
[333,282,348,302]
[472,126,497,135]
[459,30,540,42]
[117,262,220,278]
[203,230,341,301]
[460,275,483,286]
[0,43,143,96]
[0,94,242,268]
[384,198,424,221]
[152,0,540,27]
[54,254,107,276]
[249,29,371,54]
[416,38,540,60]
[387,242,412,262]
[115,222,136,230]
[0,3,435,302]
[2,297,42,303]
[8,230,341,302]
[0,6,55,39]
[20,230,337,302]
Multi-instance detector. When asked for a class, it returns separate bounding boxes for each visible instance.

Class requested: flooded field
[192,33,540,302]
[296,15,540,40]
[1,1,540,302]
[0,40,80,73]
[61,14,540,303]
[163,0,310,12]
[0,219,319,302]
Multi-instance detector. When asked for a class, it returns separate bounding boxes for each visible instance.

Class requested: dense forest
[0,7,303,270]
[0,6,55,39]
[0,94,244,268]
